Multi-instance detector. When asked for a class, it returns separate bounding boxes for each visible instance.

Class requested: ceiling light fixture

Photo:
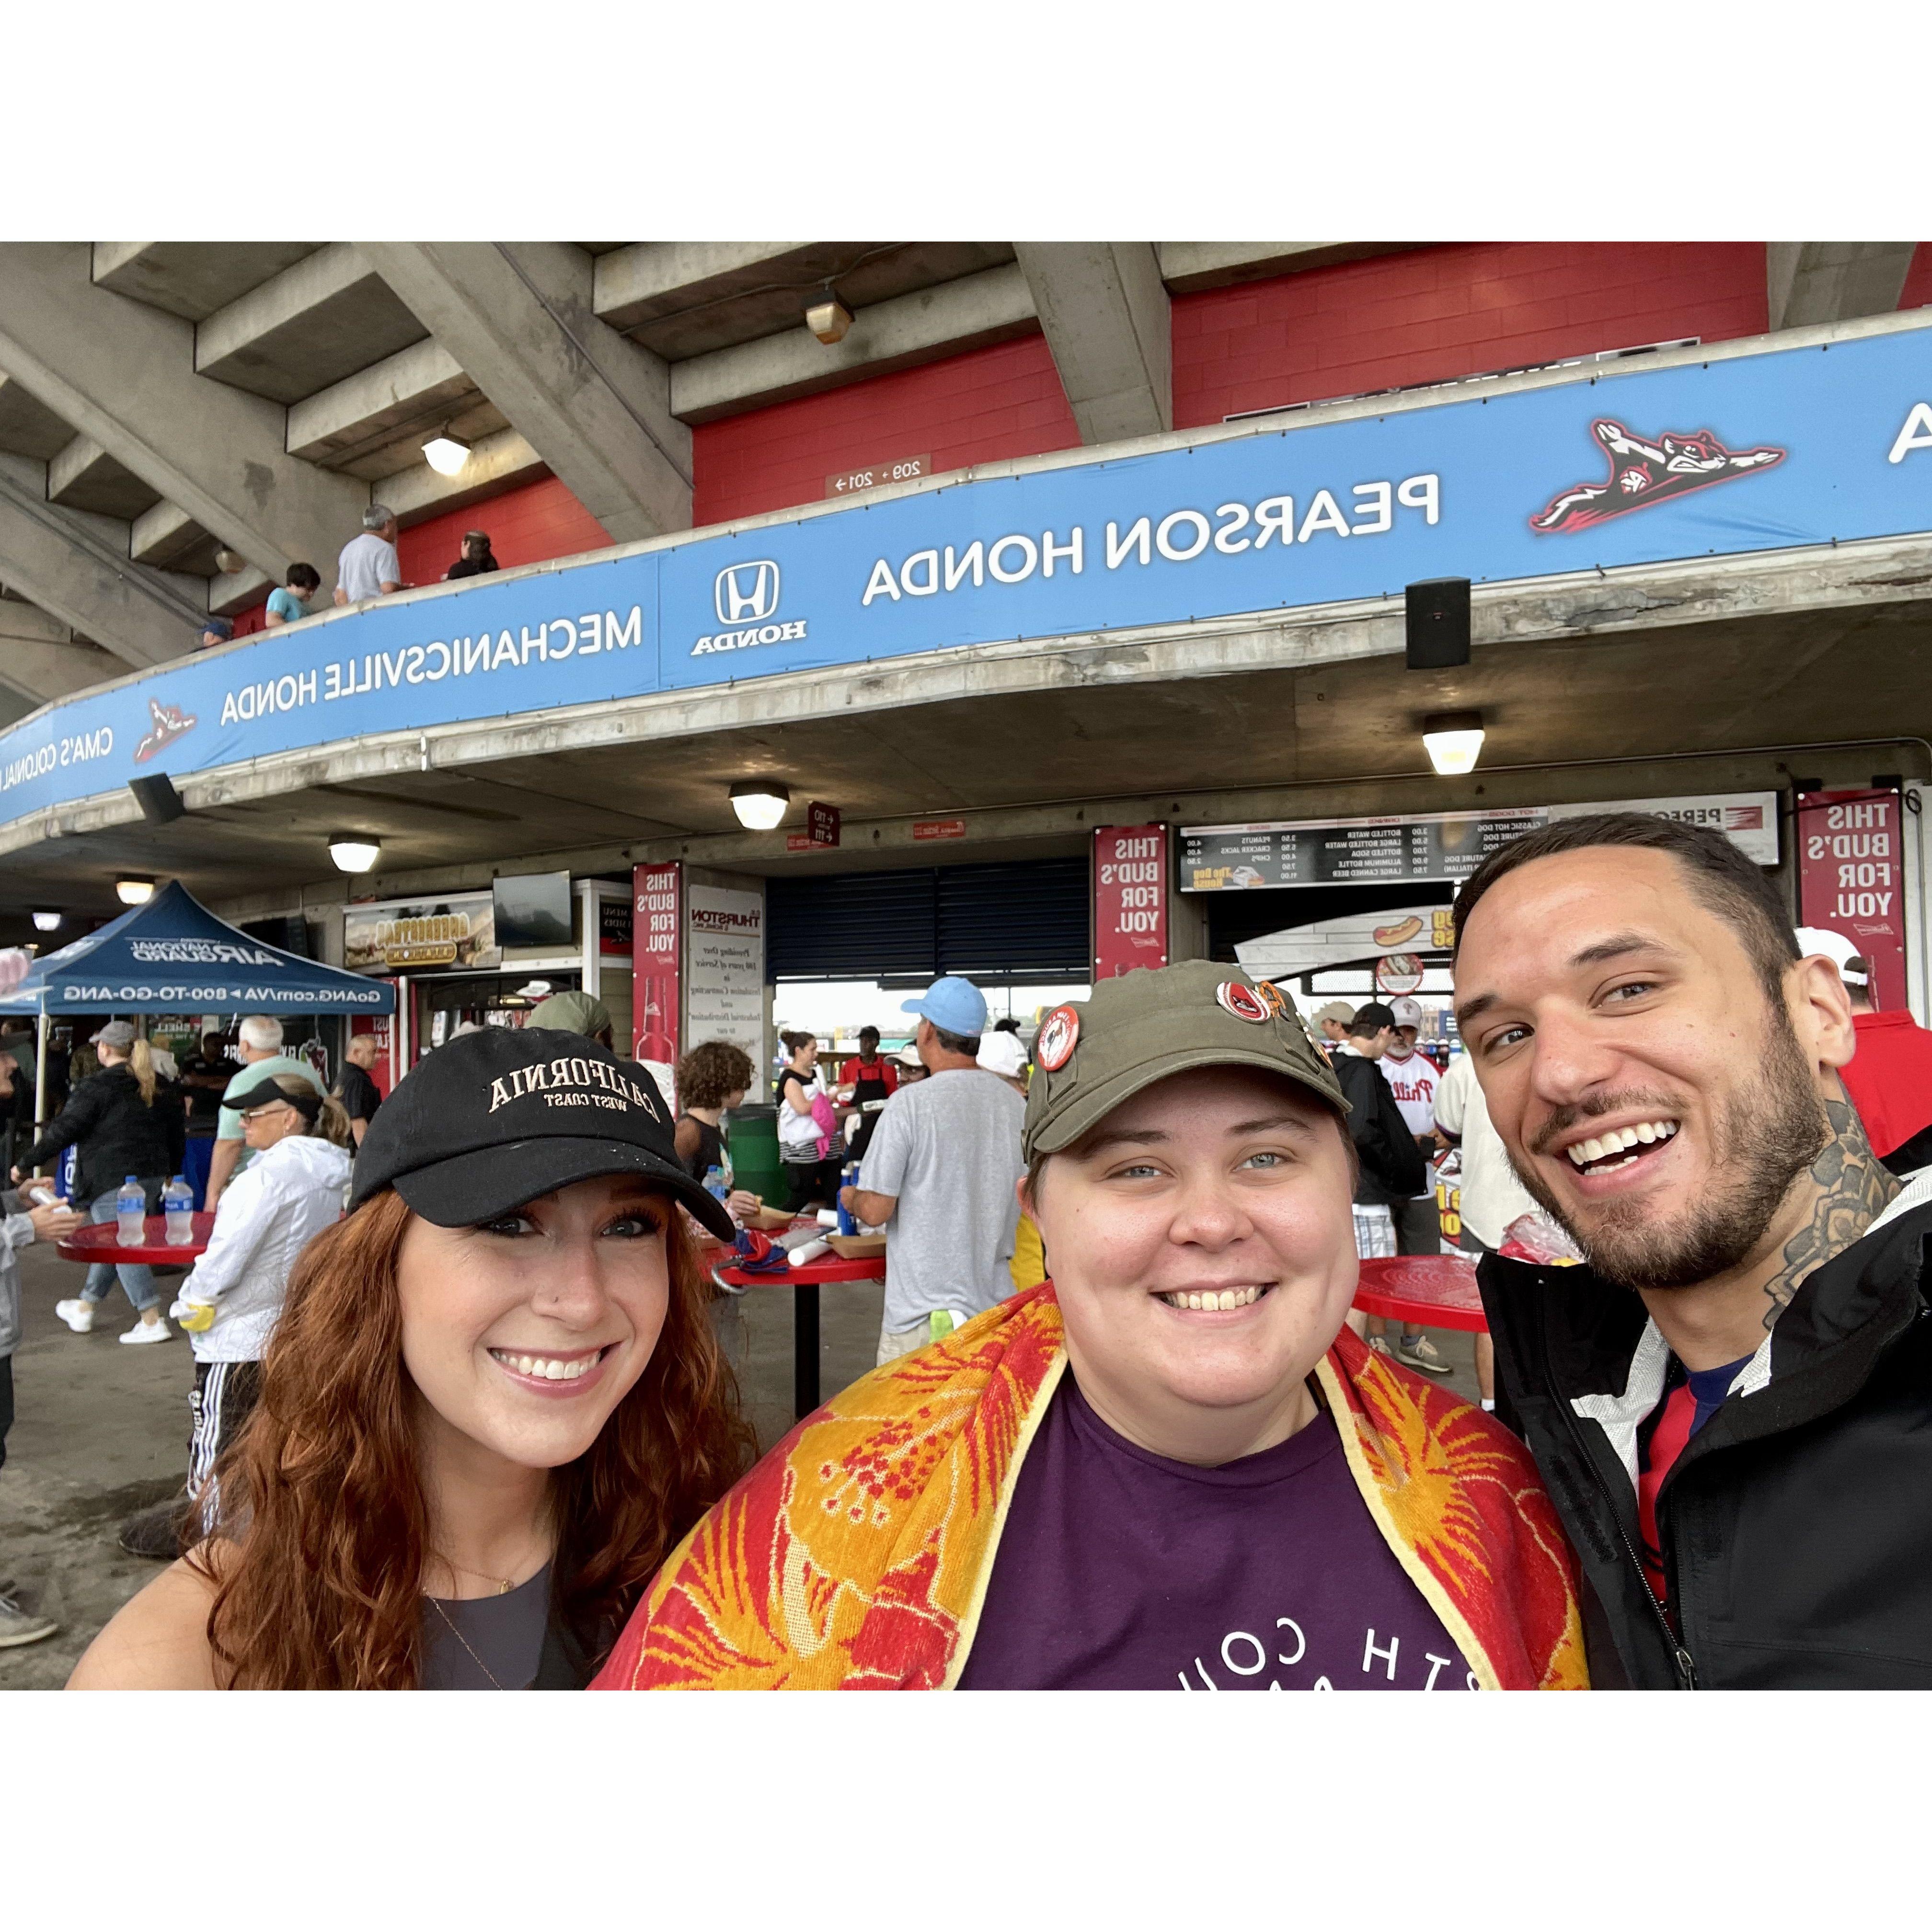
[728,781,791,830]
[31,908,61,932]
[1422,710,1486,777]
[805,289,853,345]
[115,878,155,907]
[328,836,383,874]
[422,428,472,477]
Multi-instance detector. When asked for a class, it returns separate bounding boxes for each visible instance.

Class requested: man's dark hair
[931,1024,981,1057]
[1452,812,1799,1001]
[1347,1002,1396,1037]
[858,1025,880,1046]
[676,1039,756,1109]
[994,1017,1022,1034]
[287,562,322,592]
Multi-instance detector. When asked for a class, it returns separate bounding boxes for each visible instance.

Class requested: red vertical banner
[632,863,682,1099]
[350,1009,395,1099]
[1093,825,1169,980]
[1798,789,1907,1010]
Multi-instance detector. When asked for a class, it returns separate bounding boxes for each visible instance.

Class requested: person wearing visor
[597,962,1584,1691]
[116,1074,356,1563]
[70,1027,753,1690]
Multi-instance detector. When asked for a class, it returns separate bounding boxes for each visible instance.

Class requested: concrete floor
[0,1242,1477,1689]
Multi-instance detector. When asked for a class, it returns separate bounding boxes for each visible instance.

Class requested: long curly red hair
[195,1188,753,1689]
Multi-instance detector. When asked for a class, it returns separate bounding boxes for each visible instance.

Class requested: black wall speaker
[127,774,185,826]
[1405,578,1471,669]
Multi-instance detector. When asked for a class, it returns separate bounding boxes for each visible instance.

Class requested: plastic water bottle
[163,1175,194,1245]
[836,1161,859,1236]
[116,1176,146,1246]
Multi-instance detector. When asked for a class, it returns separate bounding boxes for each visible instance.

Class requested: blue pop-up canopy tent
[3,880,392,1123]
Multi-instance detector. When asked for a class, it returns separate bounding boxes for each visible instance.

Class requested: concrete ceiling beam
[1766,242,1918,331]
[194,244,430,404]
[91,242,324,322]
[593,242,808,332]
[0,244,369,584]
[1154,242,1419,293]
[1013,243,1171,445]
[48,431,163,522]
[0,598,123,703]
[668,262,1038,424]
[376,427,550,528]
[0,452,206,667]
[286,337,477,469]
[361,242,692,544]
[0,372,74,463]
[129,500,218,573]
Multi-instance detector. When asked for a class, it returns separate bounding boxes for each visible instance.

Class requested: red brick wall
[229,590,269,638]
[396,473,610,585]
[692,334,1079,526]
[1898,244,1932,309]
[1173,242,1771,428]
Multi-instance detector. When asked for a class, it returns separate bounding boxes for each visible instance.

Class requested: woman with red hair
[69,1027,752,1690]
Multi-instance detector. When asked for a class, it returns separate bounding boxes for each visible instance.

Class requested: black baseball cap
[349,1026,735,1239]
[228,1073,322,1120]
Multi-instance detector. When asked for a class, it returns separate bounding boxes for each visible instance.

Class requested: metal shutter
[768,858,1091,981]
[938,858,1090,979]
[766,869,938,978]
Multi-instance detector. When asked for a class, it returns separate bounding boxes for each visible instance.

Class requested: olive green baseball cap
[1022,961,1347,1162]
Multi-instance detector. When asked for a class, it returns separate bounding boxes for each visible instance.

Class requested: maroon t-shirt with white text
[956,1375,1474,1691]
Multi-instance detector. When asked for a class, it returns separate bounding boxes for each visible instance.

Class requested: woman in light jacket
[169,1073,355,1517]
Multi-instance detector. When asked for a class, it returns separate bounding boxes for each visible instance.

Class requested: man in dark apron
[844,1026,899,1161]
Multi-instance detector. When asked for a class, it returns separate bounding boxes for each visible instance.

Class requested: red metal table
[709,1238,886,1419]
[56,1212,215,1265]
[1353,1254,1487,1334]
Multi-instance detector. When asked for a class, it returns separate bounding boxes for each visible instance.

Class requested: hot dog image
[1372,914,1425,948]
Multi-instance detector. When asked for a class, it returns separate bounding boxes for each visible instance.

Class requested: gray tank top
[420,1563,553,1690]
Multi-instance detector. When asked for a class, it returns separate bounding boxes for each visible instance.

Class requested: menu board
[1181,791,1780,892]
[1180,810,1544,892]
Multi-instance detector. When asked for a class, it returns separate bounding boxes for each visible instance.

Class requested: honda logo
[715,560,781,625]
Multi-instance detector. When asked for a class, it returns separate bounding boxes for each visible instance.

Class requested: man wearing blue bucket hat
[840,976,1027,1366]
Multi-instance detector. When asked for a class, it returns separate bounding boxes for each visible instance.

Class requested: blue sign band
[2,324,1929,828]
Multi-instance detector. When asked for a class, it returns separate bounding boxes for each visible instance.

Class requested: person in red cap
[1836,954,1932,1175]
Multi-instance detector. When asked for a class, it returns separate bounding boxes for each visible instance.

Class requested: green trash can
[727,1104,785,1209]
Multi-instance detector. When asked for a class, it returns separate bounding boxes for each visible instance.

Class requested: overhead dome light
[31,908,61,932]
[729,781,791,830]
[422,429,471,477]
[115,878,155,906]
[329,836,383,874]
[1422,710,1486,777]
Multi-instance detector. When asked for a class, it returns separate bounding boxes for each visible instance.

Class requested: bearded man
[1452,812,1932,1688]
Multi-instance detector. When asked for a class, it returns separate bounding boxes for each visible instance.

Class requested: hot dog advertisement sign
[1233,907,1460,983]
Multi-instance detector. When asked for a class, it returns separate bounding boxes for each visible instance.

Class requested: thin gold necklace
[425,1595,504,1690]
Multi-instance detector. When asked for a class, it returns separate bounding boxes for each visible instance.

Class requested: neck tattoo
[1758,1093,1899,1331]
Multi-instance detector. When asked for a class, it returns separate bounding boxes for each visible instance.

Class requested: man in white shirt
[1432,1050,1540,1409]
[206,1016,327,1208]
[840,976,1026,1366]
[333,503,403,605]
[1375,996,1451,1374]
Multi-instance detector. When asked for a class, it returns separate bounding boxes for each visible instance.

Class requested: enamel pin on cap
[1216,980,1271,1024]
[1035,1004,1081,1071]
